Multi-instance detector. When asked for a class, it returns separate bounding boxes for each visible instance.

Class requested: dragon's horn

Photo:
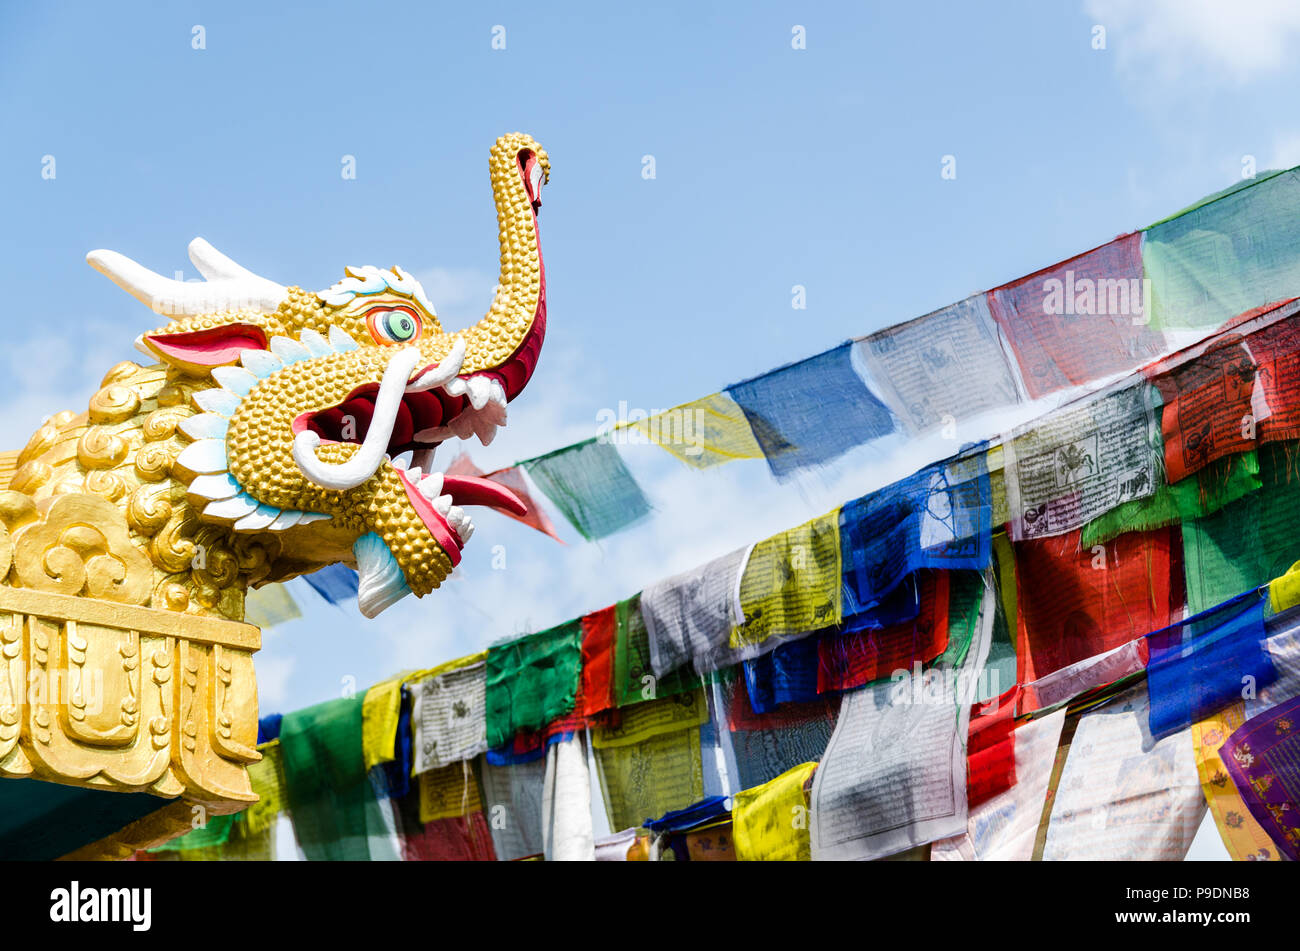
[87,238,287,318]
[186,238,264,283]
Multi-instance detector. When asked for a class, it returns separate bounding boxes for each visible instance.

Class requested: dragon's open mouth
[293,381,525,562]
[298,383,465,456]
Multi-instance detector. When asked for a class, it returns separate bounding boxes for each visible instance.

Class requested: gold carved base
[0,585,261,808]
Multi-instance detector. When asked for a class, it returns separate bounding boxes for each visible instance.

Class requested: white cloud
[1085,0,1300,84]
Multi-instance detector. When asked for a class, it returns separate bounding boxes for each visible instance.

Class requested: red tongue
[442,474,528,517]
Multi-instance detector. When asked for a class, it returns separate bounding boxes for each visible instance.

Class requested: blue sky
[5,0,1300,856]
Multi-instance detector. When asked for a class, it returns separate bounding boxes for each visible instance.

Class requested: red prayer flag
[967,685,1019,808]
[817,571,950,694]
[986,232,1166,400]
[502,727,545,757]
[1245,302,1300,444]
[1015,527,1179,712]
[542,623,622,739]
[578,606,617,717]
[728,674,840,732]
[402,811,498,861]
[1146,334,1258,483]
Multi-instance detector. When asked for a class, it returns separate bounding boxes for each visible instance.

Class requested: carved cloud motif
[12,494,153,605]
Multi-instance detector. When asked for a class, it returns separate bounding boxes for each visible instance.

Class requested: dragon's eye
[368,307,421,345]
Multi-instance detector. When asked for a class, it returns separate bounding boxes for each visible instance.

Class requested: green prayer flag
[1081,452,1261,548]
[280,694,379,861]
[153,817,275,861]
[1143,168,1300,332]
[521,438,652,541]
[613,595,701,707]
[936,570,985,670]
[1183,443,1300,613]
[147,811,236,852]
[485,621,583,748]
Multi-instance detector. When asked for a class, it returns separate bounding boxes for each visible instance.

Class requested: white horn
[188,237,268,283]
[87,239,287,317]
[292,347,423,490]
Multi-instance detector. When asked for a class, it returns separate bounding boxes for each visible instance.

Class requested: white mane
[316,265,438,316]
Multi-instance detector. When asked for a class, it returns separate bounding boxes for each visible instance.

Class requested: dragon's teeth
[406,466,422,482]
[460,518,475,541]
[241,349,285,379]
[487,380,507,409]
[465,376,492,410]
[418,472,444,499]
[433,494,452,515]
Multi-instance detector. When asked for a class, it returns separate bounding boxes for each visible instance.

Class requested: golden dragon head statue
[78,132,550,618]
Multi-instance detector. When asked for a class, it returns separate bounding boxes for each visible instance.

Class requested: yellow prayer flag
[1192,703,1280,861]
[993,530,1018,636]
[593,727,704,832]
[988,467,1009,528]
[357,654,486,774]
[361,672,414,771]
[731,512,840,649]
[1269,559,1300,614]
[244,583,302,629]
[418,762,482,823]
[627,392,764,469]
[173,824,276,862]
[592,690,708,749]
[242,741,286,835]
[945,444,1008,528]
[732,761,817,861]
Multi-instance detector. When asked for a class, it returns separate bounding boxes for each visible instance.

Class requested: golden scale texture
[224,340,454,597]
[459,132,548,374]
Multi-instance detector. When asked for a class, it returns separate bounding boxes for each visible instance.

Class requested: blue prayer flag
[1146,589,1276,739]
[743,639,822,714]
[727,343,895,481]
[839,446,992,613]
[303,563,360,604]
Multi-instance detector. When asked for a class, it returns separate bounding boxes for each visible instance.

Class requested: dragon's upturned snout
[85,133,551,618]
